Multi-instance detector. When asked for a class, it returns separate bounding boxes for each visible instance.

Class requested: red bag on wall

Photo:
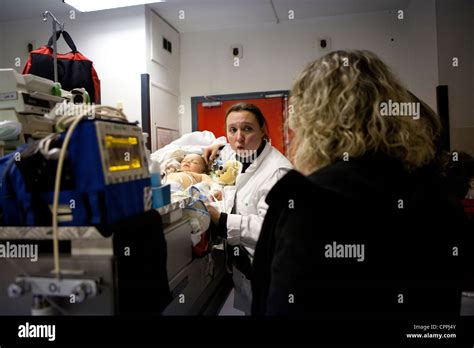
[22,31,101,104]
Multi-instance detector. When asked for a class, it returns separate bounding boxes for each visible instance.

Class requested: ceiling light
[63,0,164,13]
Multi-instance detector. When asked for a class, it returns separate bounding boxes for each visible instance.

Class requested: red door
[196,95,288,155]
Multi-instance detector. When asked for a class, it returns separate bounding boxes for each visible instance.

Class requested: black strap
[46,30,61,47]
[47,30,77,52]
[226,244,253,280]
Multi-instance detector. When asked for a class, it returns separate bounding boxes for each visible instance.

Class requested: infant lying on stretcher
[164,153,213,191]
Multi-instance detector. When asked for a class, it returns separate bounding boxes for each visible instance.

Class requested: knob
[71,283,93,303]
[8,280,30,298]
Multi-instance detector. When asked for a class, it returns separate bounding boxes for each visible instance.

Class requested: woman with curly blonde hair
[252,50,470,320]
[289,50,441,174]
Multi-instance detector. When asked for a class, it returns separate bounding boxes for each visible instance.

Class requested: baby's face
[181,154,205,173]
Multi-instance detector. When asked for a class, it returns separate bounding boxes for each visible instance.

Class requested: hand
[209,190,222,201]
[203,143,224,165]
[206,203,221,224]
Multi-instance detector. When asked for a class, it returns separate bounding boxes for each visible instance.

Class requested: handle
[47,30,78,52]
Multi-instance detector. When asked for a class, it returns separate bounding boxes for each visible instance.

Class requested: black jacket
[252,154,473,318]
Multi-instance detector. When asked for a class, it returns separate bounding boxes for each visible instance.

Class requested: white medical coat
[219,141,293,254]
[218,142,293,313]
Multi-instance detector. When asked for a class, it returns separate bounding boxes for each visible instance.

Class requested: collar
[236,140,267,173]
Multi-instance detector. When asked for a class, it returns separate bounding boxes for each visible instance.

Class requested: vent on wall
[162,37,172,54]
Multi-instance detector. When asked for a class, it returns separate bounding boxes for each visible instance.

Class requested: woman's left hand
[209,190,222,201]
[206,204,221,224]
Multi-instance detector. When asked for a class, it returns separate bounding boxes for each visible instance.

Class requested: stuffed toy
[216,160,241,185]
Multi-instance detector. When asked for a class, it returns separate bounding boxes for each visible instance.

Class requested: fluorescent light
[64,0,164,12]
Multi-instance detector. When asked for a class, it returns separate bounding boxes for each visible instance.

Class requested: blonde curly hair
[289,50,441,174]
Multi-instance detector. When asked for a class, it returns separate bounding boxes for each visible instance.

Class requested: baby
[165,154,213,191]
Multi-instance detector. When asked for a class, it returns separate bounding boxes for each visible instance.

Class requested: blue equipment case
[0,119,152,226]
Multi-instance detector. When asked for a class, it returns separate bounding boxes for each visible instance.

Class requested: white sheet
[149,130,226,169]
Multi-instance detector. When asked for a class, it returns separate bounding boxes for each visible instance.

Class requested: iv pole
[42,11,65,277]
[42,11,64,83]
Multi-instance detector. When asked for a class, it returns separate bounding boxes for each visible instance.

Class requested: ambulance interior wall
[436,0,474,155]
[0,6,147,125]
[0,22,4,68]
[179,0,439,135]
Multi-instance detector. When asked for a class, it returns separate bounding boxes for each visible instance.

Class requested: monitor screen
[105,135,142,172]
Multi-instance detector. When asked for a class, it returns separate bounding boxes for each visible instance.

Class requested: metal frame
[42,11,65,83]
[141,73,152,150]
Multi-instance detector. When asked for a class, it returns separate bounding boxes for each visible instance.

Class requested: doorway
[191,90,289,155]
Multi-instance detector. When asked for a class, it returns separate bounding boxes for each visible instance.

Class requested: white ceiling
[0,0,73,22]
[150,0,411,32]
[0,0,411,31]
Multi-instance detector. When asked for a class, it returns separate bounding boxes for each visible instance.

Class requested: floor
[218,290,474,316]
[461,292,474,316]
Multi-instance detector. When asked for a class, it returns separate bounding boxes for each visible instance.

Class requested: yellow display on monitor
[105,135,142,172]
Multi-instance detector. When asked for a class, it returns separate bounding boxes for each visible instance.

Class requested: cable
[38,133,60,159]
[51,105,129,276]
[55,105,128,132]
[2,105,129,313]
[51,113,88,277]
[94,105,128,121]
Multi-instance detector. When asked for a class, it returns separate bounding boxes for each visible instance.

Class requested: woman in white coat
[204,103,292,314]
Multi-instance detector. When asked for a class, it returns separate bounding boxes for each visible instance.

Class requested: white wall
[146,9,180,94]
[436,0,473,154]
[145,8,180,151]
[0,22,4,68]
[397,0,439,109]
[179,6,440,134]
[0,6,147,124]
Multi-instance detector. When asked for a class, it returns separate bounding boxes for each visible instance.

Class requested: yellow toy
[217,160,241,185]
